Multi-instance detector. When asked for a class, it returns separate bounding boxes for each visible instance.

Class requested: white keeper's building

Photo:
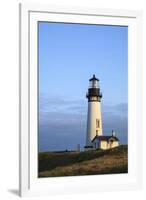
[84,75,119,151]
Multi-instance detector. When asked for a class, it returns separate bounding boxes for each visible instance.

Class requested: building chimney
[112,130,116,137]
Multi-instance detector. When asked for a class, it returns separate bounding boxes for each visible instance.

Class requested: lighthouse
[85,75,103,149]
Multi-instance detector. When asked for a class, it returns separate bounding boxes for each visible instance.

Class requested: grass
[38,145,128,177]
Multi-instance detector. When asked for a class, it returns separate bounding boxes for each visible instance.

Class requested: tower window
[96,119,100,128]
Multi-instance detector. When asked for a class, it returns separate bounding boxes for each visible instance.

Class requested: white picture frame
[19,3,143,197]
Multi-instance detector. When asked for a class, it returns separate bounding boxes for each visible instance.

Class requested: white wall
[0,0,145,200]
[86,101,102,146]
[100,140,119,150]
[100,141,108,150]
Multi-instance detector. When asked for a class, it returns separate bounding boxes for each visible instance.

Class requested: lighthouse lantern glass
[89,80,99,88]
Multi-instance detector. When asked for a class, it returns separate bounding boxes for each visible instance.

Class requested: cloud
[39,95,128,151]
[39,111,86,127]
[114,103,128,112]
[102,103,127,114]
[102,103,128,144]
[39,121,86,152]
[102,113,128,144]
[39,94,86,114]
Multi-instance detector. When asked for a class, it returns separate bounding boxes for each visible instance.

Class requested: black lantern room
[86,74,102,102]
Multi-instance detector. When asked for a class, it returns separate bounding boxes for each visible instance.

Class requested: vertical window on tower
[96,119,100,128]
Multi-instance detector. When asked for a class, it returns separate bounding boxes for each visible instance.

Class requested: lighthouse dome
[89,74,99,81]
[89,75,99,88]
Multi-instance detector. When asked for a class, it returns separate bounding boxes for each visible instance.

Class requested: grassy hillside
[38,145,128,177]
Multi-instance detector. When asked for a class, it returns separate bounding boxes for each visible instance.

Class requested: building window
[96,119,100,128]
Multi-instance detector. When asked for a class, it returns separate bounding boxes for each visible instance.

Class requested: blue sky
[38,22,128,152]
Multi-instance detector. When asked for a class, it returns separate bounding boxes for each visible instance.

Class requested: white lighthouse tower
[85,75,103,149]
